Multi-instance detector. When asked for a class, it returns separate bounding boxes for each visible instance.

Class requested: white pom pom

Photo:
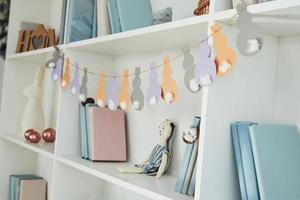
[61,80,66,88]
[190,79,200,91]
[165,92,174,104]
[133,101,140,110]
[97,99,105,108]
[149,96,157,106]
[108,100,116,110]
[219,61,231,73]
[120,101,127,110]
[71,87,77,95]
[53,74,59,81]
[49,63,55,68]
[79,94,85,102]
[246,39,260,54]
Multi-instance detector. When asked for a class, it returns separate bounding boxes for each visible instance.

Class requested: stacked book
[9,175,47,200]
[231,122,300,200]
[80,99,127,162]
[107,0,153,33]
[175,116,201,196]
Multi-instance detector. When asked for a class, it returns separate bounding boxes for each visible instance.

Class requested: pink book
[89,107,127,161]
[19,179,47,200]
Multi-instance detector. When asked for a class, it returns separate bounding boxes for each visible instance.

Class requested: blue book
[232,121,260,200]
[115,0,153,31]
[107,0,121,33]
[85,103,97,159]
[187,162,197,196]
[79,103,87,158]
[10,175,41,200]
[250,124,300,200]
[175,117,201,193]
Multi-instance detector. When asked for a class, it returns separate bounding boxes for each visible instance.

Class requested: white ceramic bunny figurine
[21,66,45,135]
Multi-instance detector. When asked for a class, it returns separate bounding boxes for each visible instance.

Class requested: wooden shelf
[0,134,55,159]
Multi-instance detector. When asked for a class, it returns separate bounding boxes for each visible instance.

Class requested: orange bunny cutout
[211,24,236,76]
[161,56,178,103]
[96,70,106,108]
[61,57,70,88]
[118,69,130,111]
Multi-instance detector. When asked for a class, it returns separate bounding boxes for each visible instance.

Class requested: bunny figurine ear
[236,2,264,56]
[79,67,88,102]
[131,67,144,111]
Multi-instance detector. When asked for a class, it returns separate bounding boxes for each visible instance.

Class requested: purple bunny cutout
[195,40,216,87]
[71,63,80,95]
[107,73,119,111]
[147,62,161,106]
[52,56,63,81]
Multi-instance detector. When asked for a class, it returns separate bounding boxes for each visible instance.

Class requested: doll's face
[159,120,174,141]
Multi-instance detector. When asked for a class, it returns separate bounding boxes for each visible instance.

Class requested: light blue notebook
[187,162,197,196]
[85,103,97,160]
[107,0,121,33]
[236,122,259,200]
[115,0,153,31]
[79,103,87,158]
[175,117,201,193]
[250,124,300,200]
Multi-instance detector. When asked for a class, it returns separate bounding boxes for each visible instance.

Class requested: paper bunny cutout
[96,71,106,108]
[236,2,263,56]
[71,63,80,95]
[107,73,119,111]
[61,57,70,88]
[52,54,63,81]
[147,62,161,106]
[182,48,199,92]
[195,40,217,87]
[45,47,61,69]
[211,24,236,77]
[161,56,178,103]
[118,69,130,111]
[79,67,88,102]
[131,67,144,111]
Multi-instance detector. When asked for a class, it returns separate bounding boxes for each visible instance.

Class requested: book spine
[182,142,198,194]
[175,143,194,193]
[187,162,197,196]
[98,0,111,36]
[107,0,121,33]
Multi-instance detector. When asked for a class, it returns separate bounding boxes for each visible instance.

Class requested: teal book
[10,175,42,200]
[187,162,197,196]
[175,117,201,193]
[115,0,153,31]
[250,124,300,200]
[79,103,87,158]
[107,0,121,33]
[85,103,97,159]
[231,121,259,200]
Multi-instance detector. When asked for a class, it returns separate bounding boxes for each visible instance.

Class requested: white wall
[0,58,4,113]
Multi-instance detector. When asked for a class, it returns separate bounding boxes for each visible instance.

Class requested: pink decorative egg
[42,128,56,143]
[28,131,41,143]
[24,129,34,140]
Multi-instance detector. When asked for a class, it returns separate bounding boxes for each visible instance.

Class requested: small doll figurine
[117,119,176,179]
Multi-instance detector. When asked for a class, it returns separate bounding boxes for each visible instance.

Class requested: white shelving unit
[1,0,300,200]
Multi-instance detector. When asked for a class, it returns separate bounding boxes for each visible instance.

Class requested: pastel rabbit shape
[161,56,178,103]
[52,55,63,81]
[182,48,198,92]
[107,73,119,111]
[211,24,236,77]
[131,67,144,111]
[236,2,263,57]
[96,71,106,108]
[61,57,70,88]
[21,66,45,134]
[71,63,80,95]
[79,68,88,102]
[118,69,130,111]
[195,40,216,87]
[147,62,161,106]
[45,47,60,69]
